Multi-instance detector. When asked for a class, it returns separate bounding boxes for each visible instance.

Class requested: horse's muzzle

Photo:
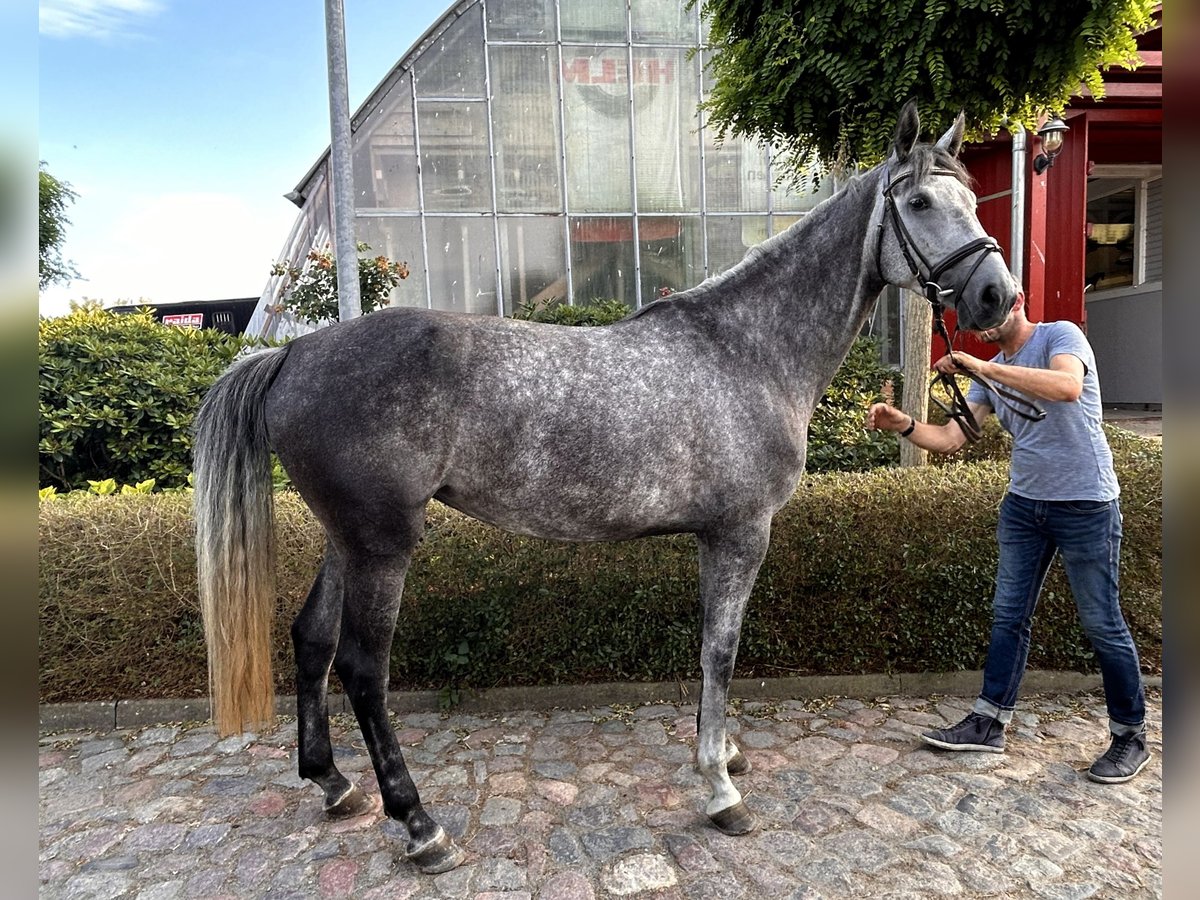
[961,281,1018,331]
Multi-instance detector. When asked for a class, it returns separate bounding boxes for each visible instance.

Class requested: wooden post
[900,289,931,467]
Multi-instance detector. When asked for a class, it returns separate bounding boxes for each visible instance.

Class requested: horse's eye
[908,195,930,211]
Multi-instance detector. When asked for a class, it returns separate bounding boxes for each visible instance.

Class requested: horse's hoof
[324,784,374,819]
[726,750,752,776]
[406,827,465,874]
[709,800,757,836]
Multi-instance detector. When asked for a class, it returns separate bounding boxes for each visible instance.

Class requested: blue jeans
[972,492,1145,734]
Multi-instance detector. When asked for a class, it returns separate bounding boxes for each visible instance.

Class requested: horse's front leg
[292,553,372,817]
[695,520,771,835]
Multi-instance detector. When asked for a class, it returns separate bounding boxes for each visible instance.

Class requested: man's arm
[934,351,1085,403]
[865,400,991,454]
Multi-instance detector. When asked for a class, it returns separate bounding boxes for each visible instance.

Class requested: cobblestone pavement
[40,688,1162,899]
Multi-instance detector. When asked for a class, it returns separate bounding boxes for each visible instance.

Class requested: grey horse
[193,102,1018,874]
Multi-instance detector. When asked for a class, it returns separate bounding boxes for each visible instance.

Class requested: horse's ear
[935,112,966,158]
[891,101,920,163]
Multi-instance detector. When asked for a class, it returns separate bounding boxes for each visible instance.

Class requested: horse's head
[876,102,1019,332]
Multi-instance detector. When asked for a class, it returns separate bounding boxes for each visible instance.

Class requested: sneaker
[1087,730,1151,783]
[920,712,1006,752]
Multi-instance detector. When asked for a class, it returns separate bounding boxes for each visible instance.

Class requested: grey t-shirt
[966,321,1119,502]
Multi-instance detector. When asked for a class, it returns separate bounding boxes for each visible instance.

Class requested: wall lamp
[1032,116,1069,174]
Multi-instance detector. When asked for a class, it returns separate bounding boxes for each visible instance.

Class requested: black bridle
[877,164,1045,442]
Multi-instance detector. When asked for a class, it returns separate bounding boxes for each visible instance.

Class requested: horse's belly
[433,483,692,543]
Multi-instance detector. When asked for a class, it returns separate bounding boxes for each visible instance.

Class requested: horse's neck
[700,170,885,401]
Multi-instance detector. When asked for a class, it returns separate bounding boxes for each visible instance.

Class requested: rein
[928,313,1046,442]
[876,164,1046,442]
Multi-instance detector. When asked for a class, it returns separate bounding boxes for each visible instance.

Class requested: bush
[511,297,633,327]
[806,335,902,472]
[38,429,1160,704]
[39,307,255,491]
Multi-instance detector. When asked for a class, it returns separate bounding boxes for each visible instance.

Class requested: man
[866,294,1149,783]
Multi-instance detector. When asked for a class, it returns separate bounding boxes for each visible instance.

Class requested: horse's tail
[193,346,290,736]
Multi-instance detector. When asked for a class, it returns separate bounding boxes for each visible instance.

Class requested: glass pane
[700,50,768,213]
[417,101,493,212]
[704,136,768,212]
[632,0,696,44]
[640,216,703,299]
[413,5,485,98]
[867,285,903,368]
[498,217,567,314]
[706,215,765,276]
[770,214,800,236]
[306,170,331,249]
[560,0,627,43]
[633,48,699,213]
[562,46,632,212]
[490,46,563,213]
[1085,185,1136,292]
[426,217,498,316]
[353,75,418,210]
[486,0,554,41]
[355,216,427,309]
[569,216,637,307]
[772,155,836,213]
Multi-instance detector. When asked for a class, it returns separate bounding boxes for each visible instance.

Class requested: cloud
[39,0,165,40]
[38,191,299,315]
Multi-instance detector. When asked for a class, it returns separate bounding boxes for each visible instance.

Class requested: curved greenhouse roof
[252,0,843,339]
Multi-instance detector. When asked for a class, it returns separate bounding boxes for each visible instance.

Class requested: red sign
[162,313,204,329]
[562,56,676,85]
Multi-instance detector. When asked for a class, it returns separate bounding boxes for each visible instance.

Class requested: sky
[37,0,435,315]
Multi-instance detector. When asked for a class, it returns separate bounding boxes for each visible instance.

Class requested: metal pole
[1008,121,1027,286]
[325,0,362,321]
[553,0,574,304]
[625,6,643,309]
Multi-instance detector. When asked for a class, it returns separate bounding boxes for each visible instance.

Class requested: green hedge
[38,427,1161,704]
[39,306,254,491]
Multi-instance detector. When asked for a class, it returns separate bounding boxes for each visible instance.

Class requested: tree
[39,163,78,289]
[699,0,1158,177]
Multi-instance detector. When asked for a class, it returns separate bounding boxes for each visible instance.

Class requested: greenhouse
[251,0,901,360]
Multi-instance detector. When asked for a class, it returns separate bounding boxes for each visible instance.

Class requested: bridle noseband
[876,163,1045,442]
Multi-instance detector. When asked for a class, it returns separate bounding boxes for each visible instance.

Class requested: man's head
[974,291,1029,344]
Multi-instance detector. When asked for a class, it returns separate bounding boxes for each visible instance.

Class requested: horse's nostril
[983,284,1006,311]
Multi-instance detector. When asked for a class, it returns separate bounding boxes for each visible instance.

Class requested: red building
[959,7,1162,405]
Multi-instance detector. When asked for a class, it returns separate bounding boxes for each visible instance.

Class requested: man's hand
[937,350,1085,403]
[867,400,979,454]
[866,402,910,432]
[933,351,986,377]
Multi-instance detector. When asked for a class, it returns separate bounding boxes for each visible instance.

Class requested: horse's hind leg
[335,543,464,874]
[292,553,373,817]
[694,521,771,836]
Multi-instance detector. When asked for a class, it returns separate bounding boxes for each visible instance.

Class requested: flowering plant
[271,243,409,325]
